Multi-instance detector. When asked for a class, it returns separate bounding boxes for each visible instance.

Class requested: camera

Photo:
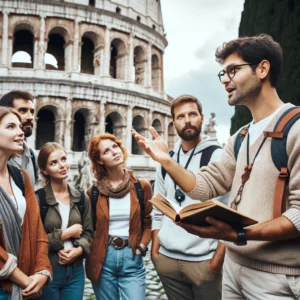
[175,189,185,204]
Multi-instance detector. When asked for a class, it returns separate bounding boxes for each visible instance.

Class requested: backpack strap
[77,191,85,221]
[263,106,300,218]
[234,124,250,160]
[7,165,25,196]
[29,148,38,182]
[35,188,48,224]
[161,150,175,180]
[134,180,145,232]
[91,185,99,230]
[199,145,222,167]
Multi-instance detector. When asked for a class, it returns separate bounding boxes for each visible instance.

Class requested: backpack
[91,180,145,232]
[8,165,25,196]
[161,145,222,180]
[35,188,85,224]
[233,106,300,218]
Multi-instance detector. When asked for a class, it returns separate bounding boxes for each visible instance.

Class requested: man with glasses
[132,34,300,299]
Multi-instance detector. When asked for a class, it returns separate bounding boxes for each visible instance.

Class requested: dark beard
[22,121,33,137]
[177,124,201,141]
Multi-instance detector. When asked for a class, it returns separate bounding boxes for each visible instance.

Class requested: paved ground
[83,249,167,299]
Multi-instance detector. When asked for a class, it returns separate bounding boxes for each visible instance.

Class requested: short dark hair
[215,34,283,87]
[0,90,33,107]
[171,95,202,119]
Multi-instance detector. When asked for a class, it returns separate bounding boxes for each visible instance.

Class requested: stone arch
[81,35,95,74]
[132,115,146,155]
[168,122,176,149]
[46,27,70,71]
[152,119,163,136]
[105,111,124,140]
[110,38,126,80]
[151,54,160,92]
[12,24,35,68]
[72,108,90,152]
[35,105,58,149]
[134,46,146,86]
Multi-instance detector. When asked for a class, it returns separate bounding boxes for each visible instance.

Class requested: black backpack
[233,106,300,218]
[91,180,145,231]
[161,145,222,180]
[8,165,25,196]
[35,188,85,224]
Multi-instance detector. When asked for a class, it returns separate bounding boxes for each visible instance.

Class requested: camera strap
[174,145,196,190]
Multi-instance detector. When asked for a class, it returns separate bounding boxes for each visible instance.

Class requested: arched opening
[72,111,86,151]
[152,119,163,137]
[134,46,146,85]
[36,108,56,149]
[105,112,123,139]
[12,29,34,68]
[168,122,176,149]
[132,115,145,155]
[152,54,160,92]
[110,39,126,80]
[81,36,94,74]
[46,33,65,70]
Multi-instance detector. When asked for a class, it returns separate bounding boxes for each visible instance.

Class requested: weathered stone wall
[230,0,300,134]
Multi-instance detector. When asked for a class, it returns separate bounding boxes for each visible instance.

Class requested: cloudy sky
[160,0,245,144]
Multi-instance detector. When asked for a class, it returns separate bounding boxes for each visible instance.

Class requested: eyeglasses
[217,63,255,82]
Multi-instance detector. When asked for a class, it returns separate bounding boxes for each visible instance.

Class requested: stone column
[2,11,8,65]
[64,99,72,150]
[27,97,38,149]
[126,105,132,153]
[102,26,110,77]
[148,110,153,139]
[164,115,169,145]
[64,41,73,72]
[37,16,45,69]
[99,101,105,133]
[73,20,80,72]
[147,43,152,86]
[127,33,134,82]
[7,35,13,67]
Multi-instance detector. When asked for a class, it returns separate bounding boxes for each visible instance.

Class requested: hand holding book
[150,193,258,242]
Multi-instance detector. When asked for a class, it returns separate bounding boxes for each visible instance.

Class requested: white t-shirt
[109,193,130,236]
[57,200,73,249]
[10,177,26,224]
[248,105,283,145]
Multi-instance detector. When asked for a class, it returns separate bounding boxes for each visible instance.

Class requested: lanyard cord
[174,145,197,189]
[246,133,267,168]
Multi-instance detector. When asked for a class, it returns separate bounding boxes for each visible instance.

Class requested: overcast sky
[160,0,245,144]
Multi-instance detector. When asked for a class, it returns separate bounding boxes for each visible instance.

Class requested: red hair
[88,133,127,180]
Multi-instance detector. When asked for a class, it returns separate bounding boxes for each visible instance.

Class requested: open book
[150,193,258,228]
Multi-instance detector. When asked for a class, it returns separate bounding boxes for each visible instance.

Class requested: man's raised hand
[131,126,170,164]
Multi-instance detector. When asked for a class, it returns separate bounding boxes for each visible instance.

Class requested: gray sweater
[153,135,228,261]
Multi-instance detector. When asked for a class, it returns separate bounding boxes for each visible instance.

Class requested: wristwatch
[137,245,148,257]
[233,226,247,246]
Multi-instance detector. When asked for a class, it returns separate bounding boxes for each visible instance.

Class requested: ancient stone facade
[0,0,177,180]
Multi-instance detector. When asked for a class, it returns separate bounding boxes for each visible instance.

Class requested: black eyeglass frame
[217,63,256,82]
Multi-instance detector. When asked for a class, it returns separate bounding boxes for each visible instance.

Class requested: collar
[44,182,81,205]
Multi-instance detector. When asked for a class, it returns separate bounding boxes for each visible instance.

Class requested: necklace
[231,132,267,210]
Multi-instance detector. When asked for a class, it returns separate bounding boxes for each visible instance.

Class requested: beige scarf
[97,169,132,198]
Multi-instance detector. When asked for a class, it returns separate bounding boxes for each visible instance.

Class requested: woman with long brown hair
[0,106,52,300]
[86,133,152,300]
[36,142,93,300]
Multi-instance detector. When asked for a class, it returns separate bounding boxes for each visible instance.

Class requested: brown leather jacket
[0,169,52,291]
[85,172,152,283]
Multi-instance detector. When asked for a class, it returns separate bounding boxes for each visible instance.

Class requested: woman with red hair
[86,133,152,300]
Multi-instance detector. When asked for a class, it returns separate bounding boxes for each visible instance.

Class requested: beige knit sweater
[187,103,300,275]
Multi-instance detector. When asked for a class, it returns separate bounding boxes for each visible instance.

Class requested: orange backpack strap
[264,107,300,218]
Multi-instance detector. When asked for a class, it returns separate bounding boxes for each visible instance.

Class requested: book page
[154,193,182,214]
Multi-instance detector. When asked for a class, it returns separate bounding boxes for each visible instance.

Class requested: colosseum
[0,0,176,180]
